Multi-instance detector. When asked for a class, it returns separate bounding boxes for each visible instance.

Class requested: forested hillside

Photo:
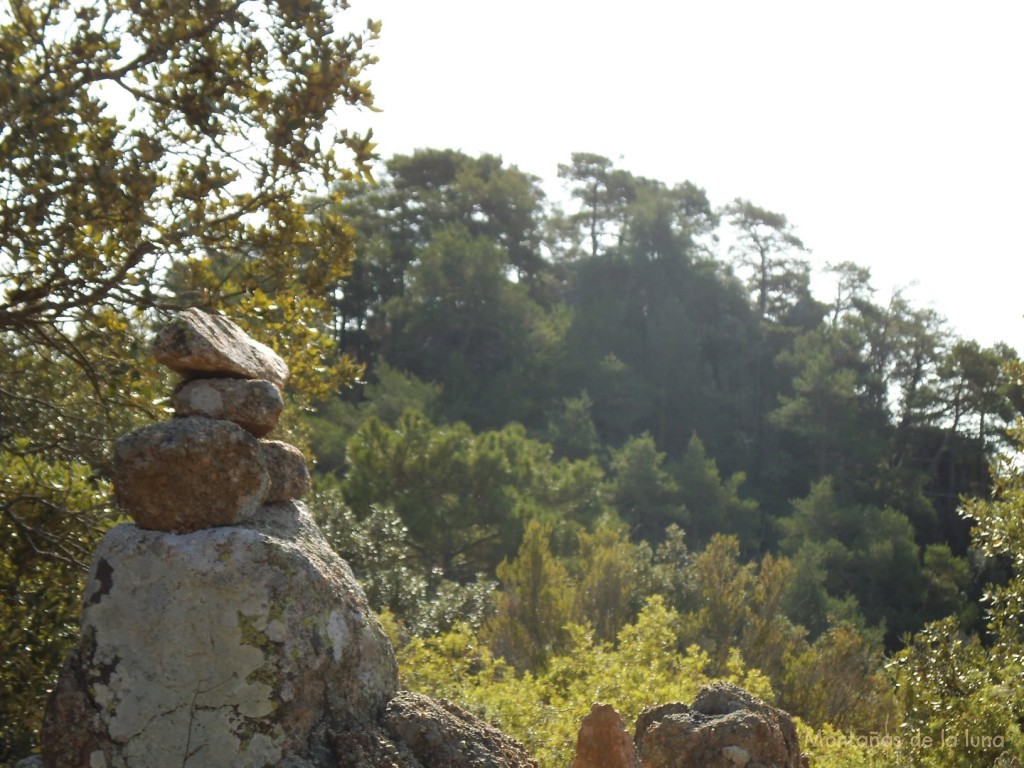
[310,148,1017,637]
[299,149,1024,766]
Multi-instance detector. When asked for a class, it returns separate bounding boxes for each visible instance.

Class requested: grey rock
[114,416,269,533]
[635,683,806,768]
[14,756,43,767]
[381,691,537,768]
[570,703,642,768]
[41,502,399,768]
[174,378,284,437]
[153,308,289,390]
[260,440,312,502]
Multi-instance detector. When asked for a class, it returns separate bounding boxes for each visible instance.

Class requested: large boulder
[113,416,270,533]
[41,502,399,768]
[153,308,289,390]
[635,683,805,768]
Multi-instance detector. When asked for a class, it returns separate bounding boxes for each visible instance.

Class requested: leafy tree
[0,451,112,759]
[572,521,653,643]
[724,199,811,324]
[544,391,601,461]
[608,433,685,541]
[307,362,441,477]
[770,326,888,485]
[556,152,636,258]
[341,412,609,580]
[1,0,377,756]
[381,224,564,428]
[400,596,771,768]
[779,478,928,643]
[331,149,551,363]
[484,520,578,671]
[782,621,899,734]
[676,433,761,552]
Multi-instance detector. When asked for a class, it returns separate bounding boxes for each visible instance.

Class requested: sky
[340,0,1024,351]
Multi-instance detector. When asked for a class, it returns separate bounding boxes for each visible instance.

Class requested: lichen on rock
[43,502,398,768]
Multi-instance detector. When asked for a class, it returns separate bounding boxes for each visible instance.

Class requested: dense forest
[300,149,1024,766]
[4,1,1024,765]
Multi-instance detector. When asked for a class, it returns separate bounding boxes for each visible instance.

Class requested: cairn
[41,309,537,768]
[113,307,308,533]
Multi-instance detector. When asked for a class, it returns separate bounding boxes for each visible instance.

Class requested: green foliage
[892,618,1024,768]
[676,433,761,552]
[572,522,652,643]
[307,362,441,476]
[724,198,814,324]
[544,391,601,461]
[782,622,899,733]
[1,0,378,755]
[608,433,684,541]
[484,521,578,670]
[381,224,565,428]
[891,418,1024,767]
[0,451,113,759]
[779,477,930,641]
[399,596,771,768]
[341,412,609,580]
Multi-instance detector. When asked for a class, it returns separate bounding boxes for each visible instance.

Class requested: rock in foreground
[635,683,806,768]
[42,502,399,768]
[381,692,538,768]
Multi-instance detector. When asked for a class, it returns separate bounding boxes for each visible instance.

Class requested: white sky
[341,0,1024,352]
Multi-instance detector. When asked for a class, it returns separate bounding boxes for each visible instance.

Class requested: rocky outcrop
[260,440,312,502]
[42,309,537,768]
[634,683,806,768]
[570,703,642,768]
[381,692,537,768]
[42,503,399,768]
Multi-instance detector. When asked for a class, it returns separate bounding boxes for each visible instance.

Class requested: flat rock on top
[153,308,289,390]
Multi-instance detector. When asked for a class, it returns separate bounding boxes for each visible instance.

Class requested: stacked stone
[42,309,538,768]
[113,307,311,533]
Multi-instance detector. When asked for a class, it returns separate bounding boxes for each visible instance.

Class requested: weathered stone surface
[174,378,284,437]
[114,416,269,532]
[381,691,537,768]
[570,703,642,768]
[635,683,805,768]
[14,754,43,767]
[41,502,399,768]
[260,440,312,502]
[153,308,289,390]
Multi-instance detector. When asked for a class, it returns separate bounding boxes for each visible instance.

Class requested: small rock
[174,378,284,437]
[381,691,537,768]
[153,308,289,390]
[114,417,269,533]
[259,440,311,502]
[570,703,642,768]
